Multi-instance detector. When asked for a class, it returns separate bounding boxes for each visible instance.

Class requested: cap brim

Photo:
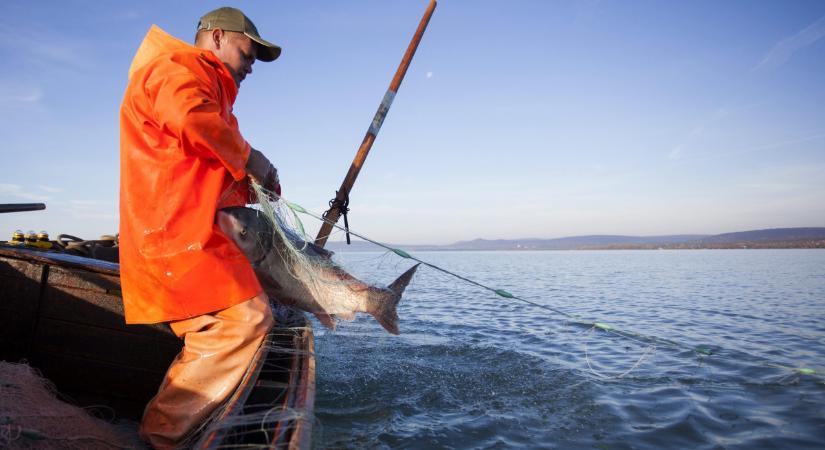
[246,33,281,62]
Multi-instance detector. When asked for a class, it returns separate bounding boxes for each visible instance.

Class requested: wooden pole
[315,0,437,247]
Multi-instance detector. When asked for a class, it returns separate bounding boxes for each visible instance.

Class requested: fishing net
[183,305,316,449]
[0,361,140,450]
[246,184,374,326]
[253,183,331,275]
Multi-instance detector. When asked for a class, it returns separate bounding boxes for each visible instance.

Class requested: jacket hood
[128,25,200,79]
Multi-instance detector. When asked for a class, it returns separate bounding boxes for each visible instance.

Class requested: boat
[0,242,315,449]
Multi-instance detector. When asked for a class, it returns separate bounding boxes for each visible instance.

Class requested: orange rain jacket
[119,25,262,324]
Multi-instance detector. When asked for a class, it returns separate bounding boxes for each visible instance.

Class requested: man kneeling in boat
[119,7,282,448]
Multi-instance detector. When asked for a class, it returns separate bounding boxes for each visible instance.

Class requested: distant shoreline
[326,227,825,252]
[329,241,825,252]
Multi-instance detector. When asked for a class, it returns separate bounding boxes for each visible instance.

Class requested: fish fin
[370,264,420,335]
[313,311,337,330]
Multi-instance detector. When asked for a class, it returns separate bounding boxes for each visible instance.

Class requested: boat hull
[0,245,314,448]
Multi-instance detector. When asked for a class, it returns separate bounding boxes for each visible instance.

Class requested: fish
[217,206,418,335]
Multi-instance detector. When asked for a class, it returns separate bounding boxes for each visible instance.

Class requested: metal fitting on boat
[10,229,25,245]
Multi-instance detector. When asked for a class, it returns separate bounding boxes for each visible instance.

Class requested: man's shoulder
[131,49,222,92]
[146,49,216,75]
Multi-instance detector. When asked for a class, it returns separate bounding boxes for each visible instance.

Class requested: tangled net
[247,184,367,324]
[0,361,140,450]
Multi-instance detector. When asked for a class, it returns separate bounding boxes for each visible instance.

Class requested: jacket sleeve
[146,56,250,181]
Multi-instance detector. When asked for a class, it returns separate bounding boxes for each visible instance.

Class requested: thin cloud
[63,200,117,221]
[0,82,43,105]
[0,183,50,202]
[70,200,112,206]
[667,107,729,160]
[38,185,63,193]
[7,89,42,103]
[754,14,825,71]
[574,0,604,24]
[668,144,685,160]
[115,10,144,21]
[68,211,117,221]
[715,131,825,159]
[677,131,825,163]
[15,91,43,103]
[740,163,825,195]
[0,22,91,73]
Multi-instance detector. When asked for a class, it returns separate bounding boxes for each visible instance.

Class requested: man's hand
[263,165,282,196]
[246,148,281,195]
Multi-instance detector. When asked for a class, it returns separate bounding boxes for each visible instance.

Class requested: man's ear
[212,28,224,49]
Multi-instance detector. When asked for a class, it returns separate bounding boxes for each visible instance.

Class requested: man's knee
[247,292,275,336]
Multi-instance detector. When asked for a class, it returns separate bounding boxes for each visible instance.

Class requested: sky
[1,0,824,245]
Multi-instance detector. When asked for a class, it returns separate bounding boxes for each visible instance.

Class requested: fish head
[217,207,274,263]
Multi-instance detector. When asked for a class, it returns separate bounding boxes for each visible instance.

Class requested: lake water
[310,250,825,449]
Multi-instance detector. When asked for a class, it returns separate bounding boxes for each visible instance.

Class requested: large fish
[217,206,418,335]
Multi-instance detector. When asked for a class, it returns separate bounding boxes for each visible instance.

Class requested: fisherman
[119,7,281,448]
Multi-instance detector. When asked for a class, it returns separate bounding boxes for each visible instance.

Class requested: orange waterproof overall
[120,26,272,448]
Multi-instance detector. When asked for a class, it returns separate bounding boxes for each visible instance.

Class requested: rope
[251,184,823,381]
[323,189,352,244]
[53,234,119,263]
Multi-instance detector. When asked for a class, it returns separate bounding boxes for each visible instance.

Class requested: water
[310,250,825,449]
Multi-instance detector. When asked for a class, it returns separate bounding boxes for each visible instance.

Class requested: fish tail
[370,264,419,335]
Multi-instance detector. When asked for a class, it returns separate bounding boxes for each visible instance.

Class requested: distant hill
[660,227,825,249]
[693,228,825,244]
[444,235,708,250]
[326,227,825,251]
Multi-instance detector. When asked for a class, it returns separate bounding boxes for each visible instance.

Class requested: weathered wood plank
[48,264,121,292]
[0,257,43,361]
[34,317,180,373]
[40,271,174,338]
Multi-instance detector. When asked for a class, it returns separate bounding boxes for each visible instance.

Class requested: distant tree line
[584,240,825,250]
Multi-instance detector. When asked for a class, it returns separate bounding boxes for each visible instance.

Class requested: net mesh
[0,361,141,450]
[185,304,315,449]
[247,184,367,325]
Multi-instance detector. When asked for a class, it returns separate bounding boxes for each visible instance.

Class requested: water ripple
[313,250,825,449]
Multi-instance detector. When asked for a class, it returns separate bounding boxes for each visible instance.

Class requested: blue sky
[1,1,824,245]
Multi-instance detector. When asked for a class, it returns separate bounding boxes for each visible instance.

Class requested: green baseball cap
[197,7,281,62]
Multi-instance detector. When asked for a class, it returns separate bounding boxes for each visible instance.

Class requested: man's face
[214,32,257,87]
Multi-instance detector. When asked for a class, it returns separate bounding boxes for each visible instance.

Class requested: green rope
[768,363,818,376]
[252,186,822,380]
[494,289,515,299]
[594,322,613,331]
[285,201,307,214]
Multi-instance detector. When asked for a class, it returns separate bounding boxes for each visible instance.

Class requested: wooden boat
[0,243,315,449]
